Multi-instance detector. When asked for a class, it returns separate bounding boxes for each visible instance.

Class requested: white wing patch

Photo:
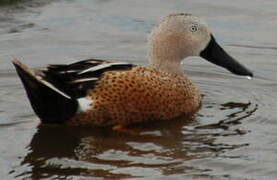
[78,62,131,74]
[57,70,79,74]
[77,97,94,113]
[70,77,99,83]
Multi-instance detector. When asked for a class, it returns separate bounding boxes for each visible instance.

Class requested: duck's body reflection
[21,119,205,179]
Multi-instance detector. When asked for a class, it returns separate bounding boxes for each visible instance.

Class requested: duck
[13,13,253,127]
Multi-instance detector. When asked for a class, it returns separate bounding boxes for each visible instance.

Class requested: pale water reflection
[1,0,277,179]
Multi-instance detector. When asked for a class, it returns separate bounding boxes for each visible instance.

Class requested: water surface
[1,0,277,179]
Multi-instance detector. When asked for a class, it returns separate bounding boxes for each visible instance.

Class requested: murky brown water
[1,0,277,179]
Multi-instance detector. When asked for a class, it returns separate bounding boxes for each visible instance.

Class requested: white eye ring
[189,25,198,32]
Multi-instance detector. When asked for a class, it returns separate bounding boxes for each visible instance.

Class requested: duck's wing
[13,58,134,124]
[44,59,134,98]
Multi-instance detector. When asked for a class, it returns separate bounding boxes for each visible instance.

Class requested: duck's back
[68,66,201,126]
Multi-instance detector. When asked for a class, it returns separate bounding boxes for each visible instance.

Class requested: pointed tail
[12,59,78,124]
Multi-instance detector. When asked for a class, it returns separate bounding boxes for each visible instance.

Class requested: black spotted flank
[44,59,134,98]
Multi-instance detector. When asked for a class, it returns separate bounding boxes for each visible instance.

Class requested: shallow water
[1,0,277,179]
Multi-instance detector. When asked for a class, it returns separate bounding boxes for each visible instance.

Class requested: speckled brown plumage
[68,66,201,126]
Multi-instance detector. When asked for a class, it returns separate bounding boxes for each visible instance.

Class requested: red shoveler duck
[13,13,253,127]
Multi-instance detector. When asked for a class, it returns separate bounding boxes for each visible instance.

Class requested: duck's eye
[189,25,198,32]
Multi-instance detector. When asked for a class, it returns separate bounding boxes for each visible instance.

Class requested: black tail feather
[12,60,78,124]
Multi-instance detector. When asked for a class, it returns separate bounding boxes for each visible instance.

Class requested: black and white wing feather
[43,59,134,98]
[12,58,134,124]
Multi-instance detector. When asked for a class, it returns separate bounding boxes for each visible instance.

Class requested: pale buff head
[148,13,211,74]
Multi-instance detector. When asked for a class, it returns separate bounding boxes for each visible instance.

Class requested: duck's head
[148,13,253,77]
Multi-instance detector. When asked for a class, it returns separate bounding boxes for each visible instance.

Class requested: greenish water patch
[0,0,22,5]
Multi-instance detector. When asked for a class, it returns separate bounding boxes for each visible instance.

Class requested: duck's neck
[148,32,186,75]
[150,57,183,75]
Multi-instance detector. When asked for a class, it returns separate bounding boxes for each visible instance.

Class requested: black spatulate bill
[200,34,253,77]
